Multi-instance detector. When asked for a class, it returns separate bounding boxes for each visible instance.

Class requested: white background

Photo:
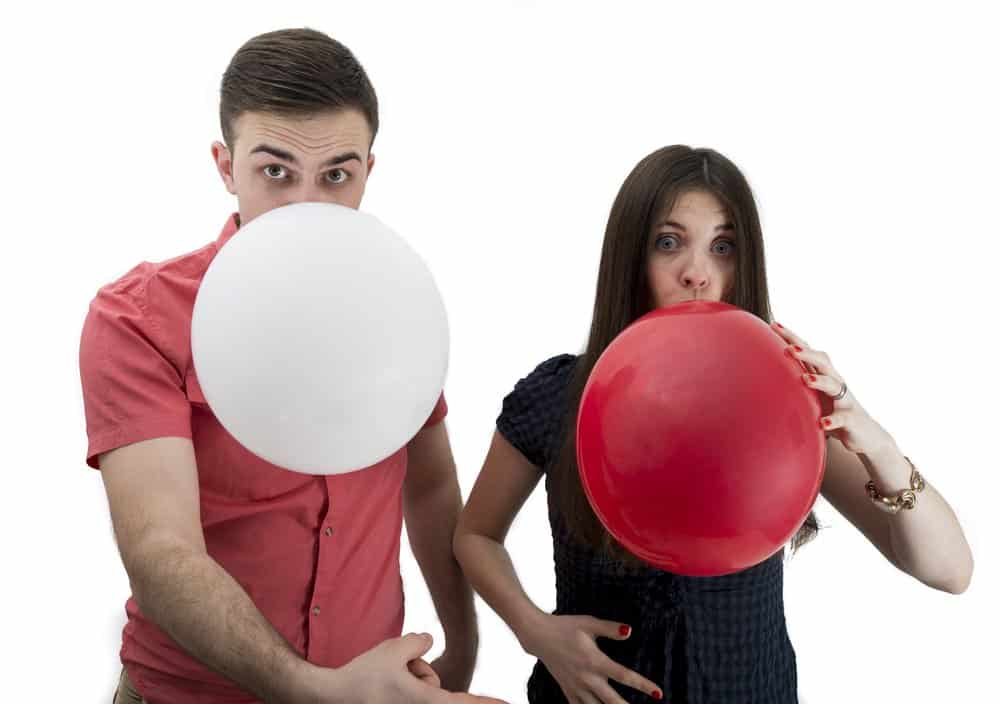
[2,1,997,702]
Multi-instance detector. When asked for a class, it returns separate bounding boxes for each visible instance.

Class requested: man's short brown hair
[220,28,379,149]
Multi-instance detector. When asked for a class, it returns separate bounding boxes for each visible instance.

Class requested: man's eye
[263,165,287,179]
[326,169,348,184]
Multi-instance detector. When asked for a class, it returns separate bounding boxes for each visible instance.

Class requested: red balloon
[576,301,826,576]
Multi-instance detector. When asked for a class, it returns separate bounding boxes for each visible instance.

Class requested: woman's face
[645,189,737,309]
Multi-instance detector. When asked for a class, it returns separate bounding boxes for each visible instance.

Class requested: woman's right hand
[519,613,663,703]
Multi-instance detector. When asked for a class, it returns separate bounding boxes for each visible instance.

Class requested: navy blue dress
[496,354,798,704]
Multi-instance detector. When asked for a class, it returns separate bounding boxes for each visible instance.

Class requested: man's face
[212,109,375,225]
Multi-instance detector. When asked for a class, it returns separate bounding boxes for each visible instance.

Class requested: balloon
[191,202,449,475]
[576,300,825,576]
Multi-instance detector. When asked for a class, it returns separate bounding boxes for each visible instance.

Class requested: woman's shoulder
[496,353,578,470]
[524,353,579,384]
[508,353,579,401]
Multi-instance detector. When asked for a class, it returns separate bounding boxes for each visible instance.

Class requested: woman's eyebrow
[654,220,734,230]
[655,220,687,230]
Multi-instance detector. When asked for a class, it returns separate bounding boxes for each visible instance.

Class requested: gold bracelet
[865,456,925,514]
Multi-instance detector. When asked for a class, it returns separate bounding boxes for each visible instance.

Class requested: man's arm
[100,436,325,703]
[403,422,478,691]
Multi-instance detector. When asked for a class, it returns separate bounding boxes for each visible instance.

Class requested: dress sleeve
[495,354,577,471]
[78,282,192,469]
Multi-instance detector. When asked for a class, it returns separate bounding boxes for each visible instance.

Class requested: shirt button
[312,606,321,616]
[324,526,334,537]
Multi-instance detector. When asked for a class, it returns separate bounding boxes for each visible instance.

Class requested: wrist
[442,629,479,659]
[271,658,337,704]
[512,607,549,657]
[859,439,911,495]
[864,432,901,465]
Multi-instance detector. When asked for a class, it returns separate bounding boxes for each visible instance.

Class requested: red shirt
[79,214,447,704]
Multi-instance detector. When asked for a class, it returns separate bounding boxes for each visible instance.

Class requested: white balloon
[191,202,449,475]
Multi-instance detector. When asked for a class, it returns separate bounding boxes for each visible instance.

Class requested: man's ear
[211,141,237,195]
[367,152,376,177]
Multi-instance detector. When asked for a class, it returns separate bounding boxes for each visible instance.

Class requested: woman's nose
[681,262,710,289]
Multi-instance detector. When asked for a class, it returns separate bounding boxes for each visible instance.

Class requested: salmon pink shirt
[79,214,447,704]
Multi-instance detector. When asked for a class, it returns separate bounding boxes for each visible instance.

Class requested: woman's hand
[518,613,663,703]
[771,322,894,455]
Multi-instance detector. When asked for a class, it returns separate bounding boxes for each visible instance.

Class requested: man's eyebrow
[320,151,363,168]
[248,144,363,169]
[249,144,299,164]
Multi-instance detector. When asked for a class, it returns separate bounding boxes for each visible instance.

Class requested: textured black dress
[496,354,798,704]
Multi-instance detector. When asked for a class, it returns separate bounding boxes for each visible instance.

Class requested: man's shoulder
[93,239,219,312]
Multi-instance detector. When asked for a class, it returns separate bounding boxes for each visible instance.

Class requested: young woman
[453,146,973,704]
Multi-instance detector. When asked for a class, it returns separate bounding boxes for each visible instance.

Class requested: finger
[819,412,848,432]
[771,321,811,349]
[409,657,441,687]
[396,632,434,662]
[785,345,836,378]
[591,679,632,704]
[415,679,509,703]
[802,373,850,403]
[783,345,816,376]
[586,616,633,640]
[602,658,663,700]
[447,694,510,704]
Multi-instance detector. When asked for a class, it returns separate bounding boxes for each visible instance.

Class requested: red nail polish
[822,418,832,428]
[775,322,784,329]
[808,374,817,382]
[619,624,631,637]
[793,345,803,353]
[652,690,663,700]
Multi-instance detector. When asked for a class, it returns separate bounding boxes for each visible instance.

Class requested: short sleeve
[496,354,577,471]
[79,284,193,469]
[421,392,448,429]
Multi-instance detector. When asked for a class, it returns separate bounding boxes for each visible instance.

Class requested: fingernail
[774,322,784,329]
[619,624,631,637]
[807,374,817,382]
[793,345,803,353]
[652,690,663,700]
[821,418,832,428]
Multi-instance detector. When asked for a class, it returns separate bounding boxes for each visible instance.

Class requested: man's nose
[289,182,328,204]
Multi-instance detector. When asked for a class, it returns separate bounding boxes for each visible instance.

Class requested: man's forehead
[235,109,371,157]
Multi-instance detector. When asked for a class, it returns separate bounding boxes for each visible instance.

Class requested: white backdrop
[2,1,996,702]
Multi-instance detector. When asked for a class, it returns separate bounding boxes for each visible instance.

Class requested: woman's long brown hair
[551,145,819,560]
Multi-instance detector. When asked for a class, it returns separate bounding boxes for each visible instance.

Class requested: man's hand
[300,633,507,704]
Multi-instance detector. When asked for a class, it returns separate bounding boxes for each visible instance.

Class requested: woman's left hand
[770,321,894,456]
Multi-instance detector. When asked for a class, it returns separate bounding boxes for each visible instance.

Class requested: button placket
[306,478,336,653]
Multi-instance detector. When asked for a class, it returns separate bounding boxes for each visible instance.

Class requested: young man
[80,29,499,704]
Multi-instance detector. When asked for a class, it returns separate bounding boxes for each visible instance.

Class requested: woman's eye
[713,240,736,255]
[325,169,348,184]
[656,235,679,250]
[263,165,287,180]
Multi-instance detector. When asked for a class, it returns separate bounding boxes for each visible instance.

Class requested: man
[80,28,498,704]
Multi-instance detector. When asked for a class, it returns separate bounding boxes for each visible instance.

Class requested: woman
[453,146,973,704]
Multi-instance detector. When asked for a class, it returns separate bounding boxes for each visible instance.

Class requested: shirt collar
[215,212,241,249]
